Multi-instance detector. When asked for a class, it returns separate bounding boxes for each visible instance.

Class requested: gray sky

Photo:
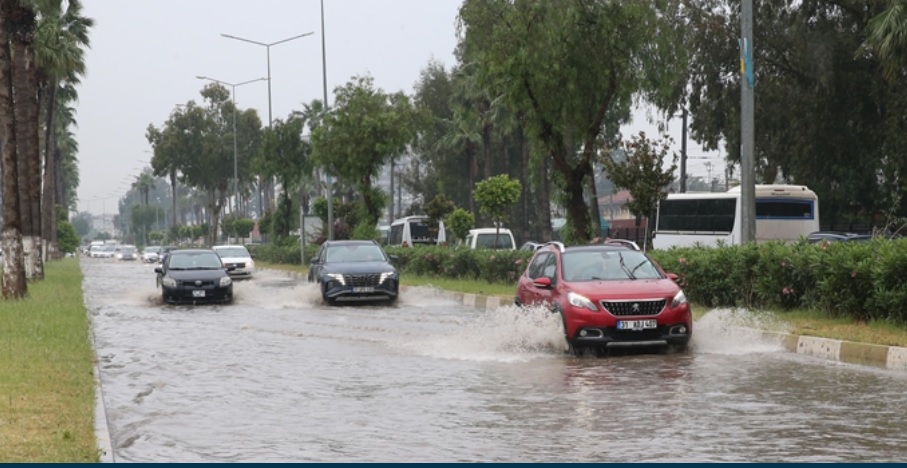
[74,1,719,216]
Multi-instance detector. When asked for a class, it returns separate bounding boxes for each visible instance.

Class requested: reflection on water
[82,258,907,462]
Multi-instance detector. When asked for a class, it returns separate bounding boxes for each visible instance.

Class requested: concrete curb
[89,326,115,463]
[267,269,907,371]
[760,330,907,371]
[428,285,907,372]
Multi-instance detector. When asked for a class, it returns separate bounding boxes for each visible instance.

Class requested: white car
[212,245,255,278]
[142,246,161,263]
[460,228,516,250]
[90,244,116,258]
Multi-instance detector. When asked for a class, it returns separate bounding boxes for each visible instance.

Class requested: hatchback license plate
[617,319,657,330]
[352,286,374,293]
[192,290,206,298]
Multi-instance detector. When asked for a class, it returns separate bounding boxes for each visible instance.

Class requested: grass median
[0,258,98,462]
[260,261,907,348]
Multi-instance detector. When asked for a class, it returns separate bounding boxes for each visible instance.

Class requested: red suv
[515,242,692,355]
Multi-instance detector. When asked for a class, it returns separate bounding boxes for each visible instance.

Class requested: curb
[428,285,907,372]
[760,330,907,372]
[89,318,115,462]
[267,269,907,371]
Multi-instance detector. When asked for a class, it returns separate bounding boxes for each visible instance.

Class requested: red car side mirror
[533,276,553,289]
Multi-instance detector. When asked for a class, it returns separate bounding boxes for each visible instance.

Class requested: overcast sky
[74,1,718,216]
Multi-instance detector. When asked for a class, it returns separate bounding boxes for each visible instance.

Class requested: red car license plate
[617,319,657,330]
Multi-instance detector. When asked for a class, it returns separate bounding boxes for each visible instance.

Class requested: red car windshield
[562,250,662,281]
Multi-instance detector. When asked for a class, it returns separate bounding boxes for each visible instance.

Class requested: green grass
[0,258,99,462]
[763,308,907,348]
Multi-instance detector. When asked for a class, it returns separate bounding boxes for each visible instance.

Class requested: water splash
[397,304,566,362]
[691,308,790,355]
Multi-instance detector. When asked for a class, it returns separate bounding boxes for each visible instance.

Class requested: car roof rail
[544,241,566,252]
[603,239,641,251]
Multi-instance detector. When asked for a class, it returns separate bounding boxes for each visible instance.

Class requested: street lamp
[221,30,314,219]
[195,75,267,216]
[220,31,314,127]
[320,0,334,240]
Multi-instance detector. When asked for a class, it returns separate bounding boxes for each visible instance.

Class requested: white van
[462,228,516,250]
[388,216,447,246]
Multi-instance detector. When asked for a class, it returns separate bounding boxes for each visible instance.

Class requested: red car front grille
[601,299,666,316]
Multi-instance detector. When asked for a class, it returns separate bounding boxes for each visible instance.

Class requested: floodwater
[82,258,907,462]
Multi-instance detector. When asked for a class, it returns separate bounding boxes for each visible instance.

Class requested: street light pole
[196,75,267,218]
[221,31,314,219]
[221,31,313,127]
[321,0,334,240]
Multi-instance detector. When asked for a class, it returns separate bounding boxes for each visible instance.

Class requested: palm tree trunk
[169,168,177,228]
[0,3,28,298]
[11,8,42,279]
[41,82,58,258]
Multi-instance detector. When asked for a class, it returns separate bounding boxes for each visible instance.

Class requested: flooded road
[83,258,907,462]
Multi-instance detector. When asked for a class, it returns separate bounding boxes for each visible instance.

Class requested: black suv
[308,240,399,305]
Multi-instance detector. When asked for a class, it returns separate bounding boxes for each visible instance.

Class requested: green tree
[132,171,156,205]
[234,218,255,239]
[311,75,415,226]
[36,0,92,257]
[425,193,455,239]
[71,211,91,238]
[601,132,677,246]
[458,0,687,243]
[684,1,901,223]
[130,204,158,245]
[56,221,79,254]
[446,208,475,245]
[864,0,907,80]
[473,174,521,247]
[1,0,32,297]
[256,112,311,238]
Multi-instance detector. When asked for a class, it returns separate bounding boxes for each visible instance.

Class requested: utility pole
[322,0,334,240]
[680,107,688,193]
[740,0,756,243]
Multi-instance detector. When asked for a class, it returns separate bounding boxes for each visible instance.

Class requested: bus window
[657,198,736,233]
[756,199,814,219]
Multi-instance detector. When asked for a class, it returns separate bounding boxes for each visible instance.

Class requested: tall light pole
[740,0,756,243]
[221,31,314,217]
[321,0,334,240]
[196,75,267,217]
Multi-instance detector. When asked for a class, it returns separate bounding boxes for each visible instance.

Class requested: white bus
[652,184,819,249]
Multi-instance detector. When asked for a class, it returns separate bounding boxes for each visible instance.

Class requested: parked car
[212,245,255,279]
[806,231,872,243]
[520,241,546,251]
[307,240,399,305]
[461,227,516,250]
[142,246,161,263]
[154,249,234,305]
[387,215,446,247]
[514,242,692,356]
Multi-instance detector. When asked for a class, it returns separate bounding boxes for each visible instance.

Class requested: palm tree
[9,0,42,279]
[133,172,156,206]
[865,0,907,80]
[35,0,92,259]
[0,0,31,298]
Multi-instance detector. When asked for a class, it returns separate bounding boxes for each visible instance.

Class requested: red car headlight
[567,291,598,312]
[671,290,688,309]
